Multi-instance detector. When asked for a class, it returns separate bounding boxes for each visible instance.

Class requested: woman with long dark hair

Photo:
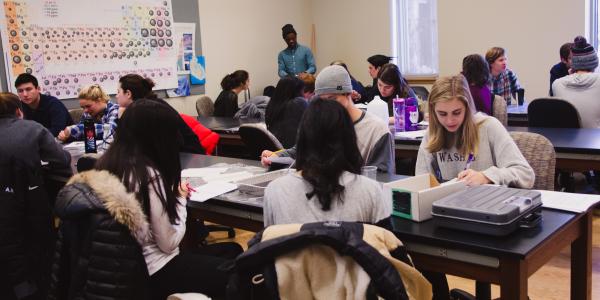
[462,54,492,115]
[265,76,307,148]
[116,73,204,154]
[377,63,417,117]
[214,70,249,117]
[95,99,238,299]
[263,98,391,226]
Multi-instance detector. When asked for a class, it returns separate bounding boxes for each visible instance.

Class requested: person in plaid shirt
[486,47,521,104]
[57,84,118,142]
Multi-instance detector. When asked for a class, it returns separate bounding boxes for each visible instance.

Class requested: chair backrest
[238,123,283,159]
[68,108,84,124]
[492,95,507,127]
[196,95,214,117]
[527,98,581,128]
[411,85,430,101]
[509,132,556,190]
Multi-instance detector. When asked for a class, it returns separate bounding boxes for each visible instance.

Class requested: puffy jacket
[180,114,220,155]
[49,170,151,300]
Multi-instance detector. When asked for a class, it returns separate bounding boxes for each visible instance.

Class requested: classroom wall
[309,0,392,86]
[197,0,312,104]
[437,0,586,101]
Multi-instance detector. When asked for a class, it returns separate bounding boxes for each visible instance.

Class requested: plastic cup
[361,166,378,180]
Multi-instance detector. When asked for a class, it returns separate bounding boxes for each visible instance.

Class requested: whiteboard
[0,0,178,99]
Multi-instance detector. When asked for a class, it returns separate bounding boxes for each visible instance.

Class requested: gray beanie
[314,65,352,95]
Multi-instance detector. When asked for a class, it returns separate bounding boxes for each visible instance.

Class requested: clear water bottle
[101,123,111,151]
[405,97,418,131]
[393,97,405,132]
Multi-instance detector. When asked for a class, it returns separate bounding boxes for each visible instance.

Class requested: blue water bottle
[393,96,405,132]
[404,97,419,131]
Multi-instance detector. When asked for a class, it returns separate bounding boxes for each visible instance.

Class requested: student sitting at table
[57,84,118,142]
[331,60,367,103]
[549,42,573,96]
[297,72,316,100]
[0,92,70,300]
[265,76,307,148]
[552,36,600,128]
[462,54,492,115]
[416,74,534,187]
[261,65,395,173]
[486,46,522,104]
[116,74,205,154]
[263,98,390,227]
[214,70,249,117]
[377,63,417,123]
[365,54,393,102]
[55,99,239,299]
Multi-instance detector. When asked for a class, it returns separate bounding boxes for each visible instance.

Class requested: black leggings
[150,243,242,300]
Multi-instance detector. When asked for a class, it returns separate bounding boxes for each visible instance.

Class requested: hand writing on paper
[457,169,491,186]
[260,150,277,167]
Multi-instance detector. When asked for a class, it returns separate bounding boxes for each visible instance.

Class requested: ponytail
[220,70,249,91]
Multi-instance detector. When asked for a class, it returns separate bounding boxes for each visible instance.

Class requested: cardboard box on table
[384,174,466,222]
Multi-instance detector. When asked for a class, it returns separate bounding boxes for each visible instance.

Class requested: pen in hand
[464,153,474,171]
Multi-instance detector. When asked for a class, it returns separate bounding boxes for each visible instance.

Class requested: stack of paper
[537,190,600,213]
[395,129,427,139]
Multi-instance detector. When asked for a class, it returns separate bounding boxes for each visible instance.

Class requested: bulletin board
[0,0,204,99]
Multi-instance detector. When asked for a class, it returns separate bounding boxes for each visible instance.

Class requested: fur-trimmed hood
[55,170,150,244]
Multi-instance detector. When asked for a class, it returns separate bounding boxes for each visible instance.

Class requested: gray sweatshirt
[552,72,600,128]
[263,171,392,226]
[415,115,534,188]
[279,111,395,173]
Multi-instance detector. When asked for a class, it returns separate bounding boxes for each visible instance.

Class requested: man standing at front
[14,73,72,137]
[278,24,316,78]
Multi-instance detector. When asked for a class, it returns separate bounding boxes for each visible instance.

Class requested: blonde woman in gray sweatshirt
[416,75,534,188]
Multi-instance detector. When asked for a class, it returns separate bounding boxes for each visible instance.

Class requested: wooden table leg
[571,212,592,300]
[500,258,527,300]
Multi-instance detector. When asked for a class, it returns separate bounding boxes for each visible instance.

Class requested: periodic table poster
[0,0,178,98]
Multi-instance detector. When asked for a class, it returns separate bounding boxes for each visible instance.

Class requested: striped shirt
[490,69,520,104]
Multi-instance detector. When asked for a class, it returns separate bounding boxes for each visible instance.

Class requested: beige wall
[198,0,312,103]
[310,0,391,86]
[438,0,586,100]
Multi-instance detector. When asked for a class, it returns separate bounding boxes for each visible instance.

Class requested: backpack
[226,222,432,300]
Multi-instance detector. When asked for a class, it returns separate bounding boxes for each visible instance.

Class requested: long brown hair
[427,75,481,156]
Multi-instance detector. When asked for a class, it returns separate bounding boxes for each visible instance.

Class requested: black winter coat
[0,158,54,299]
[49,170,151,300]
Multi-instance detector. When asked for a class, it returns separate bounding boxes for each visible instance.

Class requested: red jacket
[179,114,220,155]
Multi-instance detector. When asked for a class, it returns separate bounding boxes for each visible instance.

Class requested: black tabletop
[508,126,600,154]
[196,116,262,133]
[391,208,578,258]
[180,152,262,168]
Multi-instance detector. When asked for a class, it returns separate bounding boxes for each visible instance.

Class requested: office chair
[238,123,283,159]
[528,98,581,128]
[528,97,581,191]
[68,108,84,124]
[492,95,507,127]
[411,85,430,101]
[195,95,214,117]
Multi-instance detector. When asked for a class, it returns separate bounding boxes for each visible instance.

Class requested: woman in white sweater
[95,99,240,299]
[416,74,534,188]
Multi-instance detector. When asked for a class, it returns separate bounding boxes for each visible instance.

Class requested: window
[590,0,599,50]
[391,0,439,76]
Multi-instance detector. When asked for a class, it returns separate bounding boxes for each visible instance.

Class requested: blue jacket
[278,44,316,78]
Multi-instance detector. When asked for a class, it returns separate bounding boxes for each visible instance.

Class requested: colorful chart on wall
[0,0,178,99]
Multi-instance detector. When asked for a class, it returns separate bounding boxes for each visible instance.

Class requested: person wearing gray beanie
[277,24,316,78]
[261,65,396,173]
[552,36,600,128]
